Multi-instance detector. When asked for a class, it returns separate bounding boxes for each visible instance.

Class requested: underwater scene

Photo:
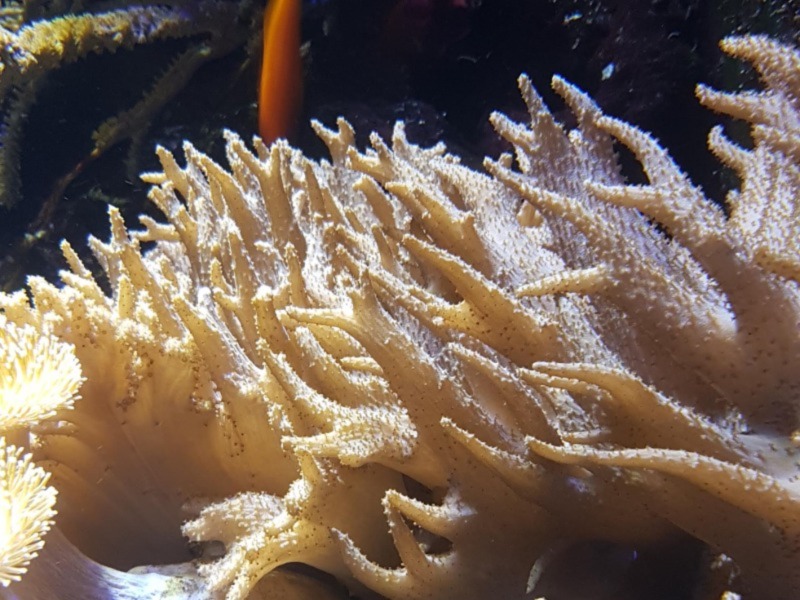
[0,0,799,598]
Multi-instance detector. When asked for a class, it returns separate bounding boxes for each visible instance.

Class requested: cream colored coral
[0,314,80,588]
[0,439,57,587]
[0,320,82,433]
[0,34,797,600]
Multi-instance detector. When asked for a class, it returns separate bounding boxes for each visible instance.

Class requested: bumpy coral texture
[1,35,798,599]
[0,320,80,587]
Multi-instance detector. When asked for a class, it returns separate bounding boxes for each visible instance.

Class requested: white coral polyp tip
[0,439,57,587]
[0,323,82,433]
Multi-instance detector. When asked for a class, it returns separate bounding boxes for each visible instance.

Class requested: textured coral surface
[1,35,799,599]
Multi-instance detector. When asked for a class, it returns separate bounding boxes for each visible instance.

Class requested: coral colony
[1,29,799,600]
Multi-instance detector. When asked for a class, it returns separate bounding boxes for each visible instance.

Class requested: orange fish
[259,0,303,144]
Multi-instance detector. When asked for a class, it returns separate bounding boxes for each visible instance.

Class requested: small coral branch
[0,0,256,207]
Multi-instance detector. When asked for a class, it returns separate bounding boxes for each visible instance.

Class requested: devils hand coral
[0,35,798,599]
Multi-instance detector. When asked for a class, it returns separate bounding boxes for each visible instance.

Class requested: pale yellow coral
[0,307,81,589]
[0,320,82,434]
[0,439,57,587]
[0,34,798,600]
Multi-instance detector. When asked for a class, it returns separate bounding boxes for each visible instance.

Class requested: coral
[0,34,798,599]
[0,0,256,208]
[0,440,58,587]
[0,320,82,433]
[0,319,81,587]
